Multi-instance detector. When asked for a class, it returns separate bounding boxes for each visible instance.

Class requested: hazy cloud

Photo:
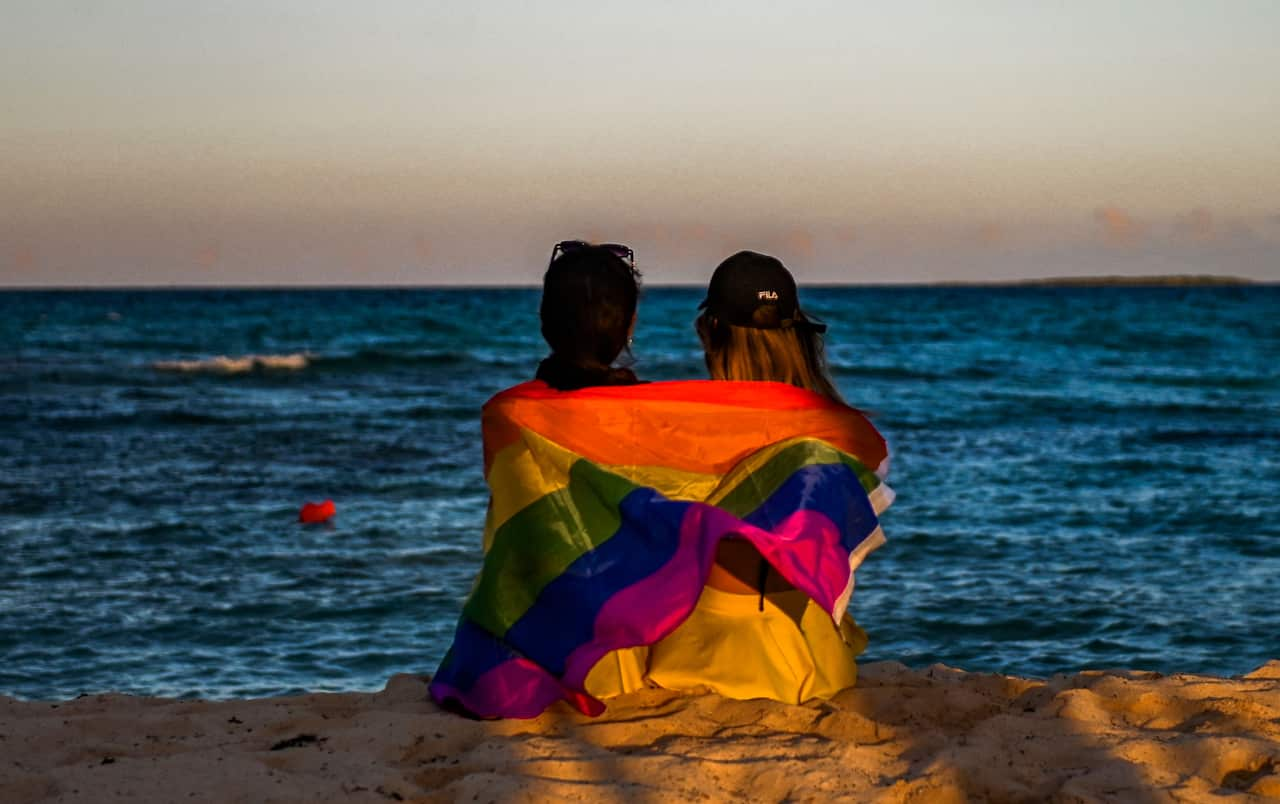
[685,224,713,243]
[644,222,717,255]
[194,244,221,269]
[414,236,432,260]
[1093,206,1148,247]
[13,245,36,272]
[782,228,817,259]
[835,226,858,245]
[972,221,1006,247]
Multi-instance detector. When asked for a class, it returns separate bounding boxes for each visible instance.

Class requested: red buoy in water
[299,499,336,524]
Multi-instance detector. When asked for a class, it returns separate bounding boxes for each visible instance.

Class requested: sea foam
[152,352,312,374]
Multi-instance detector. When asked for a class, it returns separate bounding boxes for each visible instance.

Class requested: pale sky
[3,1,1279,286]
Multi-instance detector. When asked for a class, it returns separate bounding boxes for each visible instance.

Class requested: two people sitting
[431,241,892,718]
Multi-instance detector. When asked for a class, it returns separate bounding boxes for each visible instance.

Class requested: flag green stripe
[713,440,880,517]
[465,438,878,638]
[464,459,639,637]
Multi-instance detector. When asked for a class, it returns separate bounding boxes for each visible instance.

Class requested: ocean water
[1,286,1277,700]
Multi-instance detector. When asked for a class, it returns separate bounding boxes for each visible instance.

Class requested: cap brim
[792,313,827,334]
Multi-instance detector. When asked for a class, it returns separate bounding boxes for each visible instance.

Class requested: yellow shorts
[584,586,866,704]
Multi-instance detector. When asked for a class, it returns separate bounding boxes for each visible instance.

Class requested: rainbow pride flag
[429,380,893,719]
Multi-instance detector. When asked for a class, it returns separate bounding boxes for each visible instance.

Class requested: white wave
[152,352,312,374]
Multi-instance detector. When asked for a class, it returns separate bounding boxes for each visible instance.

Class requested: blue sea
[2,286,1277,700]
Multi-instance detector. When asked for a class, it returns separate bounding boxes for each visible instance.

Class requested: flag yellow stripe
[484,429,721,546]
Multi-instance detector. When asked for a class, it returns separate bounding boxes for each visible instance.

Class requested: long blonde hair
[696,307,844,404]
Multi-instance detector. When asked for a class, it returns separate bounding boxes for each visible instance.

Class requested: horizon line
[0,274,1269,292]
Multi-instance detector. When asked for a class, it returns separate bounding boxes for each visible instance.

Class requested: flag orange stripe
[482,380,887,477]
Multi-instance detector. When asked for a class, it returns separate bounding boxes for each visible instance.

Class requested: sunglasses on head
[550,240,635,269]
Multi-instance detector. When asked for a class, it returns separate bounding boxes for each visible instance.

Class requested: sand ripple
[3,661,1279,802]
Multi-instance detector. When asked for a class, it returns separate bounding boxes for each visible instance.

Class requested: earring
[627,336,634,347]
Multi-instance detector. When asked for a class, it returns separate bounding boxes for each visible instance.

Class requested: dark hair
[537,246,642,391]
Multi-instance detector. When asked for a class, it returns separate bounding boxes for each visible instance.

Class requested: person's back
[697,250,848,595]
[646,250,878,703]
[533,239,655,698]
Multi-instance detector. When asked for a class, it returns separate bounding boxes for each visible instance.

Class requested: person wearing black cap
[695,250,842,402]
[694,250,848,601]
[646,250,867,703]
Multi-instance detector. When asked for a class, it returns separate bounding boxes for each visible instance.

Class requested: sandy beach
[4,660,1278,803]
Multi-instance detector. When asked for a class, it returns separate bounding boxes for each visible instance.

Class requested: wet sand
[4,660,1279,802]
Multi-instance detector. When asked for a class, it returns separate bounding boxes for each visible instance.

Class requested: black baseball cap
[698,251,826,333]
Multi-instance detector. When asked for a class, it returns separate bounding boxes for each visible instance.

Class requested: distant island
[937,274,1260,288]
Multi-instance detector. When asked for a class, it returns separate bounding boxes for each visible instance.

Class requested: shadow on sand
[393,659,1280,802]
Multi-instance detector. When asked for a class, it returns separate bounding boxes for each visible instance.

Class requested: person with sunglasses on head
[535,240,642,391]
[527,239,656,698]
[644,250,879,704]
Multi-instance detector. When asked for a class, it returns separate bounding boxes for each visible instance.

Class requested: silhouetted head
[537,240,642,390]
[696,250,842,402]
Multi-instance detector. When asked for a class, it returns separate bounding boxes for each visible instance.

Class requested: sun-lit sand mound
[4,661,1278,802]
